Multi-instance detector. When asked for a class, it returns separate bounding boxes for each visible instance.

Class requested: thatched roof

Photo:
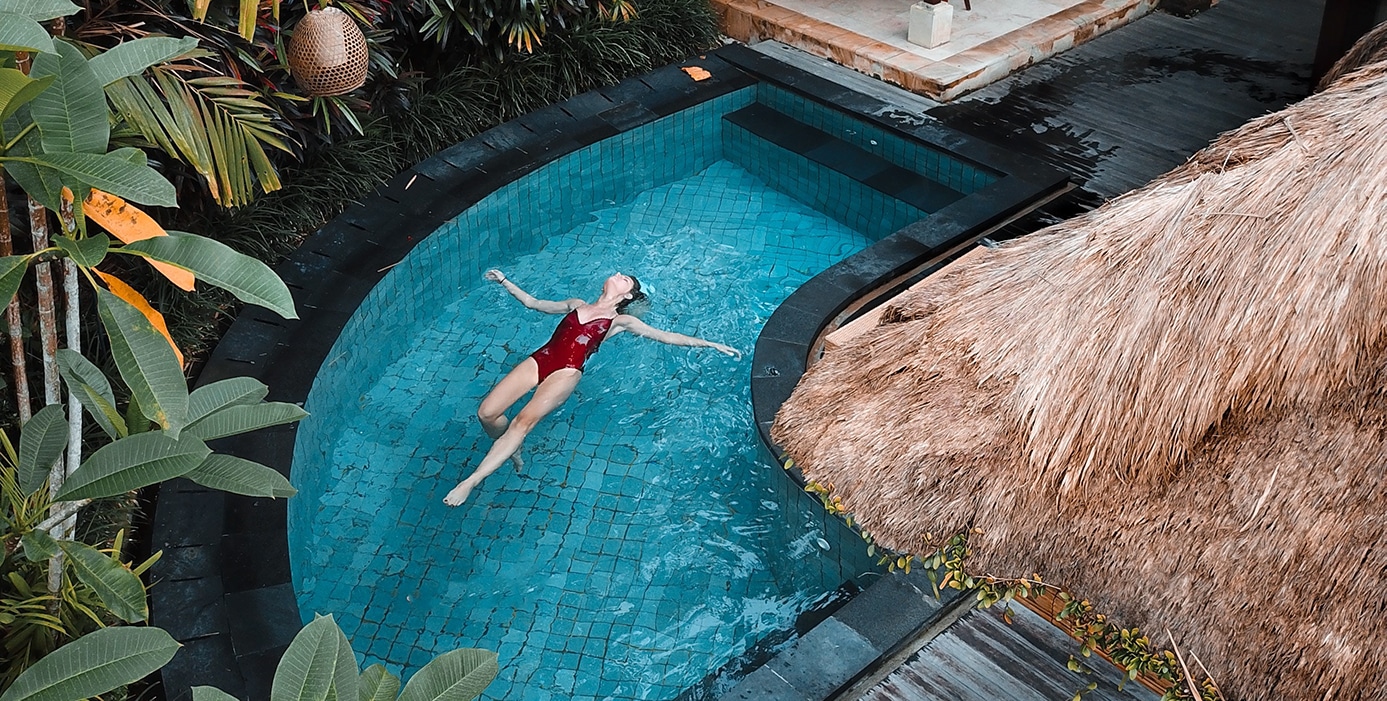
[771,40,1387,701]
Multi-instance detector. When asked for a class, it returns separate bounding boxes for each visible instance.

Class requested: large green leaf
[185,454,296,498]
[88,37,199,88]
[271,615,356,701]
[185,402,307,441]
[56,349,127,440]
[396,649,498,701]
[8,151,177,207]
[2,104,65,209]
[30,41,109,155]
[54,234,108,268]
[192,687,240,701]
[186,377,269,425]
[0,68,54,123]
[0,12,54,53]
[18,403,67,495]
[96,287,187,435]
[0,0,80,21]
[55,431,208,501]
[0,626,179,701]
[0,254,31,308]
[120,231,297,318]
[57,539,147,622]
[20,527,59,561]
[359,665,400,701]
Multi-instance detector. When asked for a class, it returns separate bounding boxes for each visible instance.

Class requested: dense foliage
[161,0,720,356]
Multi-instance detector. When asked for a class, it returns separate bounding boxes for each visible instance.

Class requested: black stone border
[148,42,1068,701]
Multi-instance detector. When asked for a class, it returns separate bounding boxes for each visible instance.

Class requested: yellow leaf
[83,190,196,291]
[96,271,185,368]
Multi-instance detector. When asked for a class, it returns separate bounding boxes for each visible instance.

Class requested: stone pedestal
[908,1,953,48]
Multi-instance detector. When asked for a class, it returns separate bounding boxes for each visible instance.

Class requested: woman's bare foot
[510,452,524,472]
[443,481,475,506]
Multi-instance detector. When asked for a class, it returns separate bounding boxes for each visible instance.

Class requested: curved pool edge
[726,48,1073,700]
[147,50,757,701]
[144,41,1071,701]
[727,43,1073,474]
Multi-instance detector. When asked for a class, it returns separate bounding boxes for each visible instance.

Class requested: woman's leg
[477,358,540,469]
[444,368,583,506]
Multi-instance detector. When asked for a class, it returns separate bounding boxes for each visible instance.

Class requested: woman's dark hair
[616,276,648,314]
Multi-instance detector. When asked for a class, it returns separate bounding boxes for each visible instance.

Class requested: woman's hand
[484,269,506,284]
[708,342,742,359]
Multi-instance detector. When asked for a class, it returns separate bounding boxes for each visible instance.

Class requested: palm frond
[105,62,293,207]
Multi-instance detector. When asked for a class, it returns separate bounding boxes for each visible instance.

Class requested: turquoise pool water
[290,85,980,699]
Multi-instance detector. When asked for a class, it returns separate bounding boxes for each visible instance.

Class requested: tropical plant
[1,4,309,684]
[0,615,498,701]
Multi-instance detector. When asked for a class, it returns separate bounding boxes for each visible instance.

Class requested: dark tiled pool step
[717,570,968,701]
[723,103,965,213]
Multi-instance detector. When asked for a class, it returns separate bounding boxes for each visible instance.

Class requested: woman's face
[604,273,636,298]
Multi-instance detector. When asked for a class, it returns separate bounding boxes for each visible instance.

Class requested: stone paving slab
[713,0,1154,100]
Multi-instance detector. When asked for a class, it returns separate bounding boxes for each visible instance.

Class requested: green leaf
[0,68,53,123]
[192,687,241,701]
[30,41,109,155]
[10,151,177,207]
[54,234,108,268]
[56,349,127,440]
[271,615,354,701]
[359,665,400,701]
[2,104,64,209]
[185,402,306,441]
[107,146,147,166]
[119,231,296,318]
[18,403,67,495]
[0,254,30,309]
[88,37,199,87]
[57,540,147,622]
[185,454,296,498]
[0,12,54,53]
[55,431,208,501]
[20,528,59,561]
[396,649,498,701]
[96,287,187,435]
[0,626,179,701]
[186,377,269,425]
[0,0,80,21]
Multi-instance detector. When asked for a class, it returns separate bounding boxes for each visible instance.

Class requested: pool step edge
[716,570,968,701]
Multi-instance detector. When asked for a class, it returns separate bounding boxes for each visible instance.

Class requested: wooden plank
[823,246,994,353]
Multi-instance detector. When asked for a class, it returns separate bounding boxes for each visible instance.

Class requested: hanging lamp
[286,6,368,97]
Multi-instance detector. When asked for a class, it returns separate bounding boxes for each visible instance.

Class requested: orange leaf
[95,270,185,368]
[83,190,196,292]
[681,66,711,82]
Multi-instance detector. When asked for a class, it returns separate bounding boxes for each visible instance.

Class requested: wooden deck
[930,0,1324,203]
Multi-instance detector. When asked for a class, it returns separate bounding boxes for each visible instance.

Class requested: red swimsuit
[530,310,614,382]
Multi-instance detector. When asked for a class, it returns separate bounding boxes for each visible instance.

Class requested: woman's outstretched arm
[485,269,582,314]
[610,315,742,358]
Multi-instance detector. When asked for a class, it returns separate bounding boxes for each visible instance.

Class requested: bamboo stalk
[0,177,31,422]
[58,189,81,541]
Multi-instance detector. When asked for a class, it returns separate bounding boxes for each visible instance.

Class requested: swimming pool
[288,85,987,699]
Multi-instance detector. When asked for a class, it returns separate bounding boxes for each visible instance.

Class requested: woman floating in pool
[444,269,742,506]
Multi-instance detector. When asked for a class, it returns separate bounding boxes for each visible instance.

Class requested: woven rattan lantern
[287,7,368,97]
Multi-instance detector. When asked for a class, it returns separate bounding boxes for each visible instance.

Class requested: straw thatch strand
[772,55,1387,701]
[1316,20,1387,92]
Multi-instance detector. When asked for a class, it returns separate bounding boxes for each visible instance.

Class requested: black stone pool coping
[147,43,1068,701]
